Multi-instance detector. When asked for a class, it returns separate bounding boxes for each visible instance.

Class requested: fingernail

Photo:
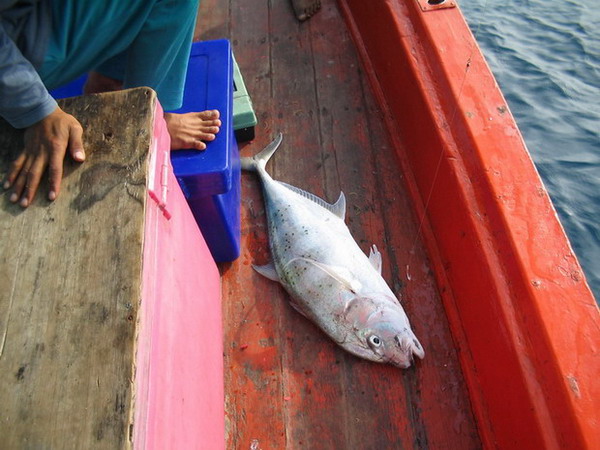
[3,180,10,189]
[48,191,56,201]
[20,198,29,208]
[74,150,85,161]
[9,193,18,203]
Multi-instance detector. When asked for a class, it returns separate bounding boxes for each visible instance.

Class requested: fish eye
[368,335,382,348]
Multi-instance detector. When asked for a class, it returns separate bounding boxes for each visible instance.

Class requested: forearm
[0,22,57,129]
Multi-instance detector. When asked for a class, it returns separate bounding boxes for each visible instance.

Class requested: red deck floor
[196,0,481,447]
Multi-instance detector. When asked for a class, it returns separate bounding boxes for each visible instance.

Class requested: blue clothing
[1,0,198,129]
[0,0,56,128]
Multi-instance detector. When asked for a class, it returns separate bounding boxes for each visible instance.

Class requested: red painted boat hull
[337,0,599,447]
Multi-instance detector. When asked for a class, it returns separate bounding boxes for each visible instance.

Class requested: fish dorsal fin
[277,181,346,220]
[285,257,362,293]
[331,192,346,221]
[368,245,382,275]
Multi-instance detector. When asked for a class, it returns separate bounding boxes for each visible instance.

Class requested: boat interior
[0,0,596,447]
[197,0,481,447]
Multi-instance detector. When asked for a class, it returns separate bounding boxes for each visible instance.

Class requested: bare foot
[82,74,221,150]
[164,110,221,150]
[83,71,123,95]
[290,0,321,21]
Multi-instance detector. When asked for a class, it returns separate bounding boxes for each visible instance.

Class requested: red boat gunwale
[338,0,599,447]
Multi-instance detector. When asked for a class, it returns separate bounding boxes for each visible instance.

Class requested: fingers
[68,121,85,163]
[8,143,57,208]
[7,155,33,205]
[48,120,84,200]
[3,152,26,190]
[19,153,48,208]
[4,109,85,208]
[47,142,65,201]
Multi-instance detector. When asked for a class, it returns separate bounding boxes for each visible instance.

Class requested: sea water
[461,0,600,301]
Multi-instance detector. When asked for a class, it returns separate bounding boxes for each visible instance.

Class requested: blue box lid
[169,40,234,198]
[50,75,87,99]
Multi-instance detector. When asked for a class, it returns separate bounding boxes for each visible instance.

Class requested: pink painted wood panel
[135,104,224,449]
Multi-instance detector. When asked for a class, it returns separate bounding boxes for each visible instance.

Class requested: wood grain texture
[197,0,482,448]
[0,88,156,449]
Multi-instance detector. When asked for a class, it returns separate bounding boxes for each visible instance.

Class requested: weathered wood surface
[198,0,482,448]
[0,88,155,449]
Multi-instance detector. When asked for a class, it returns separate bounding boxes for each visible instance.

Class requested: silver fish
[242,134,424,368]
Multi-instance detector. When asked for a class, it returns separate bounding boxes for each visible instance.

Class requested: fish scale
[242,133,424,368]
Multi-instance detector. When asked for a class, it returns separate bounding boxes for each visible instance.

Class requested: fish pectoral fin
[343,296,378,322]
[252,262,280,282]
[288,298,310,318]
[368,245,382,275]
[288,257,362,293]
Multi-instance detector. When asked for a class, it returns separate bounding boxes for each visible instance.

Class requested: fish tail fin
[241,133,283,174]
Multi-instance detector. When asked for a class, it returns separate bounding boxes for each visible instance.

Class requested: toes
[200,126,220,135]
[194,140,207,150]
[198,132,216,142]
[166,110,221,151]
[312,1,322,15]
[174,138,207,151]
[293,0,321,21]
[198,109,220,120]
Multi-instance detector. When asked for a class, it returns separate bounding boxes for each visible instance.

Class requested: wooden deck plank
[229,0,273,145]
[200,1,290,448]
[0,89,155,449]
[308,4,423,448]
[194,0,230,42]
[261,2,355,448]
[198,0,482,447]
[361,81,481,449]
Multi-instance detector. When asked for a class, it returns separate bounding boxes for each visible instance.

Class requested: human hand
[3,107,85,208]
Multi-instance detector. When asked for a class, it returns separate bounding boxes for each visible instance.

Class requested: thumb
[68,120,85,162]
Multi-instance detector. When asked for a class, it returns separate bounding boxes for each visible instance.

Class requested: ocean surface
[460,0,600,301]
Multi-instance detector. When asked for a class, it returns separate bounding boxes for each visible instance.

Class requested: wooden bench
[0,88,224,449]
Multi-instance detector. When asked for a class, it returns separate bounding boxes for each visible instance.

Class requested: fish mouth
[389,353,414,369]
[391,334,425,368]
[394,360,412,369]
[343,340,415,368]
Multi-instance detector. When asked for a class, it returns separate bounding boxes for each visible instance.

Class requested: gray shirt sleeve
[0,20,57,129]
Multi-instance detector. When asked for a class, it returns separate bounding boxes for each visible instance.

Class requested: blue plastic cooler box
[50,40,241,263]
[170,40,240,263]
